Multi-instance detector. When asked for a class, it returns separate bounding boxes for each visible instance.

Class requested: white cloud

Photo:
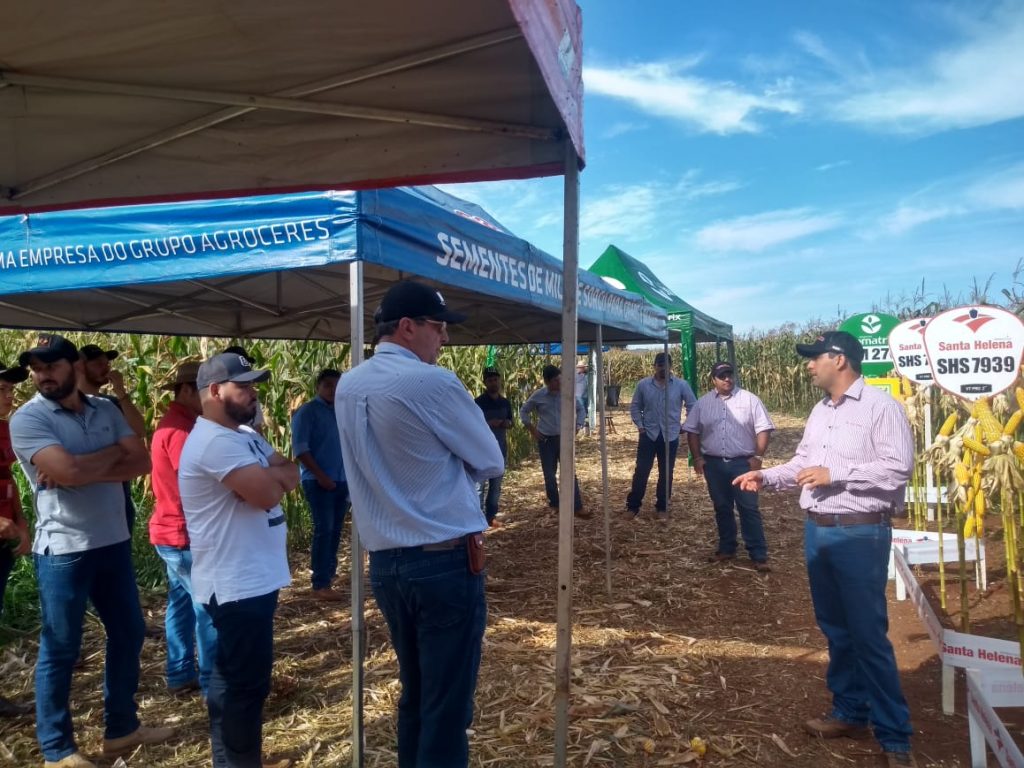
[815,160,850,172]
[674,169,744,199]
[585,61,801,134]
[879,204,965,236]
[966,164,1024,210]
[601,121,646,139]
[831,4,1024,132]
[695,208,842,252]
[580,183,660,241]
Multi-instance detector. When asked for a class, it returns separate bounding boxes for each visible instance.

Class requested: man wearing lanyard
[625,352,696,519]
[683,361,774,570]
[335,281,504,768]
[734,331,917,768]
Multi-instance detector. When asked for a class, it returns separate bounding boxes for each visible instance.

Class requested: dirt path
[0,407,970,766]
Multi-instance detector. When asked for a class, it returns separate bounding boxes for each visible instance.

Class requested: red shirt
[148,401,199,547]
[0,420,16,522]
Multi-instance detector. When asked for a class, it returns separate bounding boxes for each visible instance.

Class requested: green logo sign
[838,312,900,376]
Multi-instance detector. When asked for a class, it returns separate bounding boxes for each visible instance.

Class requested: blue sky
[442,0,1024,333]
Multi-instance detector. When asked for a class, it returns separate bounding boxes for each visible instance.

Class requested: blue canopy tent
[0,186,663,345]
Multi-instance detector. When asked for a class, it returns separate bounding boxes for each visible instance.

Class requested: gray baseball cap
[197,353,270,390]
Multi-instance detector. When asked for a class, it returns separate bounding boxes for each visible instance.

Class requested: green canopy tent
[589,244,735,387]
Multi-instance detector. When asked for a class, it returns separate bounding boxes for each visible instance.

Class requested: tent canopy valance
[0,186,665,345]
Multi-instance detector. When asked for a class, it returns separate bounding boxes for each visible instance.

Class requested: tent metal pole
[348,261,366,768]
[663,337,670,515]
[553,142,579,768]
[596,324,611,598]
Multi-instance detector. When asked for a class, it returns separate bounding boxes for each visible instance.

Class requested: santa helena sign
[888,317,933,385]
[922,306,1024,400]
[839,312,900,376]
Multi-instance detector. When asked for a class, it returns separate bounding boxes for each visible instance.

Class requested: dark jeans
[626,434,678,512]
[804,519,912,752]
[205,590,279,768]
[704,456,768,561]
[369,546,487,768]
[537,435,582,511]
[479,474,504,523]
[301,479,349,590]
[155,545,217,694]
[34,540,144,762]
[0,546,12,612]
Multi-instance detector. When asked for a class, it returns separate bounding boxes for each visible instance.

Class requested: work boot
[102,725,175,757]
[0,695,32,717]
[804,715,870,740]
[43,754,96,768]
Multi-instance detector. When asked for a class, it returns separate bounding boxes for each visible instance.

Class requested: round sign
[838,312,900,376]
[922,305,1024,400]
[888,317,933,385]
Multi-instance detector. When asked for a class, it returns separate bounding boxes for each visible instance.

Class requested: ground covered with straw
[0,407,973,766]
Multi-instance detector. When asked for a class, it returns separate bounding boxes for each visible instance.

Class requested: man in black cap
[10,334,171,767]
[77,345,145,438]
[624,352,696,519]
[734,331,917,767]
[683,361,774,570]
[178,352,298,768]
[474,368,514,526]
[336,280,503,768]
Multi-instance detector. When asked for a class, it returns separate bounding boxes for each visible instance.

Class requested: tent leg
[596,325,611,598]
[663,338,671,515]
[348,262,366,768]
[554,142,580,768]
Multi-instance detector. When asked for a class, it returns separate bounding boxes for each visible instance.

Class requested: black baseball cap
[18,334,80,367]
[483,367,501,378]
[711,362,734,378]
[80,344,119,362]
[796,331,865,364]
[376,281,467,324]
[0,364,28,384]
[197,353,271,390]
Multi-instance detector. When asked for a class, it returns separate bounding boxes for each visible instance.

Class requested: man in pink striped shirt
[734,331,917,768]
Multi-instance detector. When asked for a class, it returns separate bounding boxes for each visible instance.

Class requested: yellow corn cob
[1015,441,1024,463]
[973,397,1003,443]
[972,469,982,492]
[939,413,958,437]
[901,378,913,397]
[954,461,970,485]
[964,514,977,538]
[963,437,992,456]
[975,513,985,537]
[1005,410,1023,436]
[975,491,986,517]
[1017,386,1024,412]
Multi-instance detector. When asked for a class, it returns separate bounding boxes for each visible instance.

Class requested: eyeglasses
[416,317,447,333]
[713,372,734,380]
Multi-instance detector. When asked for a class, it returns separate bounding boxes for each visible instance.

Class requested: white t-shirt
[178,417,291,604]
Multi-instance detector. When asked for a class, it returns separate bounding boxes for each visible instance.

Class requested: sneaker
[102,725,175,757]
[43,754,96,768]
[0,695,32,717]
[803,715,870,740]
[882,752,918,767]
[708,552,736,563]
[311,587,345,602]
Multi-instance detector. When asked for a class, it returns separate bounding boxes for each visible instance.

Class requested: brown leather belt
[421,536,467,551]
[807,511,888,527]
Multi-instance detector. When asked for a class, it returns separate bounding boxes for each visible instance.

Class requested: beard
[38,373,78,402]
[224,398,257,426]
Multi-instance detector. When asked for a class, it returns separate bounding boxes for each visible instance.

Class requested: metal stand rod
[348,261,366,768]
[596,325,611,597]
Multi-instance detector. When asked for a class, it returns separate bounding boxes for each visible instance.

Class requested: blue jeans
[369,546,487,768]
[34,540,145,762]
[626,434,678,511]
[537,436,583,511]
[804,518,912,752]
[155,545,217,694]
[704,456,768,561]
[302,479,349,590]
[479,474,504,523]
[205,590,278,768]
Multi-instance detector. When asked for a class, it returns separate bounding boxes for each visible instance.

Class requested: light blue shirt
[630,375,697,442]
[10,392,135,555]
[335,342,504,551]
[519,386,584,436]
[291,395,345,483]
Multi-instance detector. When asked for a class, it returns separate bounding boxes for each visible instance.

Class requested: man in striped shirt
[336,281,504,768]
[734,331,917,768]
[683,361,774,569]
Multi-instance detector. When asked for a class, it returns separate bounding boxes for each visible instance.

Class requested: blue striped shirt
[335,342,504,551]
[519,386,585,436]
[630,375,697,442]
